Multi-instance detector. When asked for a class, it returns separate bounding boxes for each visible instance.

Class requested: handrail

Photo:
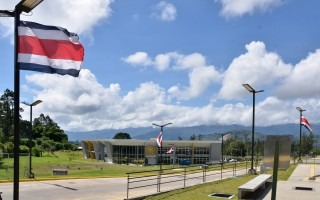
[126,161,250,199]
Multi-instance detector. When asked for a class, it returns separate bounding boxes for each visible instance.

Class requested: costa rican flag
[301,115,312,132]
[18,21,84,77]
[166,147,175,154]
[156,131,163,147]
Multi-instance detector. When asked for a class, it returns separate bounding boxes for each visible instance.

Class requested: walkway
[263,164,320,200]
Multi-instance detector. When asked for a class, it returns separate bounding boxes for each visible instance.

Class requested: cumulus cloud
[19,41,320,131]
[152,1,177,22]
[275,49,320,99]
[21,69,182,130]
[122,52,153,67]
[219,41,292,100]
[216,0,283,18]
[0,0,113,39]
[124,52,221,100]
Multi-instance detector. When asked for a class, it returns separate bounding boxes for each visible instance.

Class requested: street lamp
[152,122,172,171]
[215,133,227,166]
[22,100,42,178]
[296,107,306,162]
[0,1,43,199]
[243,84,264,175]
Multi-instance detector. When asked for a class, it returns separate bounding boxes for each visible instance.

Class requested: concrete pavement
[262,164,320,200]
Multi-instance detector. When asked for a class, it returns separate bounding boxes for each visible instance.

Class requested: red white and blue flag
[156,131,163,147]
[301,115,312,132]
[166,147,175,154]
[18,21,84,77]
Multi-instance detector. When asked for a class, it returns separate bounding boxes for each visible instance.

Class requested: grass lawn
[145,164,298,200]
[0,151,165,181]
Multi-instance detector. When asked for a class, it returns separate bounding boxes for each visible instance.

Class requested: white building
[81,139,221,165]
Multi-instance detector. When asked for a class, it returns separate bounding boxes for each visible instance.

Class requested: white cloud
[152,1,177,22]
[217,0,283,18]
[169,66,220,100]
[18,41,320,131]
[22,70,174,130]
[275,49,320,99]
[219,41,292,100]
[122,52,153,67]
[155,54,171,71]
[125,52,221,100]
[0,0,113,39]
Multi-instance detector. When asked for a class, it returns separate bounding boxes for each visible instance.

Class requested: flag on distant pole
[166,147,175,154]
[301,115,312,132]
[18,21,84,77]
[156,131,163,147]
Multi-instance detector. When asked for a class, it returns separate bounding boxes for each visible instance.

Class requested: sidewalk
[263,164,320,200]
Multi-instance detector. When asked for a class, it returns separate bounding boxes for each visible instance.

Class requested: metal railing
[126,161,250,199]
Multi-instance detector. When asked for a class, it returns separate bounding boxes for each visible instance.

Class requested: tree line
[189,132,317,159]
[0,89,77,159]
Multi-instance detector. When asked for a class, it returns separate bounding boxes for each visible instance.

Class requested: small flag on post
[18,21,84,77]
[156,131,163,147]
[301,115,312,132]
[166,147,175,154]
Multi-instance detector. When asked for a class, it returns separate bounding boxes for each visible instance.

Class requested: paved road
[0,168,247,200]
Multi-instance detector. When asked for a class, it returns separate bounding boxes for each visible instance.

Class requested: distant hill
[66,123,320,142]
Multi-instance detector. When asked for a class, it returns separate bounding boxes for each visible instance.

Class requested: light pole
[152,122,172,171]
[22,100,42,178]
[215,133,227,166]
[296,107,306,162]
[243,84,264,175]
[0,1,43,199]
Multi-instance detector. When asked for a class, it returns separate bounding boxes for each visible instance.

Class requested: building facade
[81,139,221,165]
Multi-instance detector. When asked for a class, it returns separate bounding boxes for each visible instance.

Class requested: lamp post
[152,122,172,171]
[0,1,43,199]
[22,100,42,178]
[296,107,306,162]
[215,133,227,166]
[243,84,264,175]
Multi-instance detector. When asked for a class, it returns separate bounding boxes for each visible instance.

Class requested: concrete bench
[238,174,272,199]
[52,169,68,176]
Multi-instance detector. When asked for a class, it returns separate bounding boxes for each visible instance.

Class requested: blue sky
[1,0,320,131]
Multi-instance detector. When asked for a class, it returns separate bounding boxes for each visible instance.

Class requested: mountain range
[66,123,320,142]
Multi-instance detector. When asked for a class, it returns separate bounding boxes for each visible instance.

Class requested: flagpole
[13,8,21,200]
[152,122,172,171]
[296,107,306,162]
[0,2,45,199]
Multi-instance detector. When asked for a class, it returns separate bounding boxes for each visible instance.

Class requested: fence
[0,153,31,180]
[126,161,250,200]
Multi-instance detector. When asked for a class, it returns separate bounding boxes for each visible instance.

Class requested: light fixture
[22,100,42,178]
[16,0,44,13]
[243,83,264,175]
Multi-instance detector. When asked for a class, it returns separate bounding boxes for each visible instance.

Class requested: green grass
[0,151,164,181]
[145,164,298,200]
[145,175,254,200]
[264,163,297,181]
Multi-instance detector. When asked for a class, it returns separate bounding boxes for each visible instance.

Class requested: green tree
[33,114,70,152]
[225,138,246,157]
[0,89,15,141]
[113,132,131,139]
[301,132,314,155]
[33,114,68,142]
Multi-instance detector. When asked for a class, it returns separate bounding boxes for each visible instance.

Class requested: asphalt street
[0,168,247,200]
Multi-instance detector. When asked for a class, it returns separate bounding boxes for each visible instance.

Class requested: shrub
[19,145,29,154]
[32,146,43,157]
